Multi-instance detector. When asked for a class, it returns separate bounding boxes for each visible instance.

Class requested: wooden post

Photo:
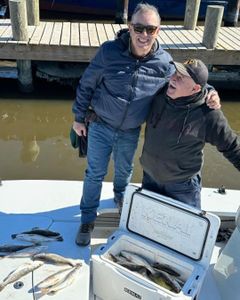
[224,0,240,27]
[115,0,129,24]
[202,5,224,49]
[184,0,201,30]
[17,60,33,93]
[9,0,28,41]
[9,0,33,92]
[26,0,40,26]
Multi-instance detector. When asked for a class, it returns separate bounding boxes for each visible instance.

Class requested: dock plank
[61,22,70,46]
[0,19,11,39]
[157,34,168,49]
[176,26,205,50]
[171,25,198,49]
[88,23,99,47]
[165,25,188,49]
[0,23,11,41]
[50,22,62,46]
[225,27,240,39]
[40,21,54,45]
[104,24,115,40]
[96,23,107,45]
[112,24,121,35]
[160,26,177,49]
[219,27,240,50]
[70,22,80,46]
[28,25,37,40]
[30,22,46,45]
[223,27,240,47]
[0,25,12,43]
[80,23,89,47]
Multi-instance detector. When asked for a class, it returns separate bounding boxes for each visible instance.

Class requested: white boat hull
[0,180,239,300]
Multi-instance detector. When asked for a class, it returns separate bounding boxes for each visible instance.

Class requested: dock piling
[202,5,224,49]
[26,0,40,26]
[115,0,129,24]
[184,0,201,30]
[224,0,240,27]
[9,0,33,92]
[17,60,33,93]
[9,0,28,41]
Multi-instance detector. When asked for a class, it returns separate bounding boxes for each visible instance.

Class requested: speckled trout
[32,252,82,267]
[0,260,44,291]
[35,267,72,291]
[120,250,156,274]
[11,233,63,244]
[40,264,82,295]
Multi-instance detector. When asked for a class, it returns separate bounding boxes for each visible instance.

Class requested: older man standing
[72,4,219,246]
[140,59,240,208]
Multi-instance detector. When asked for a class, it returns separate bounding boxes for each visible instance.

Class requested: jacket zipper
[118,60,139,130]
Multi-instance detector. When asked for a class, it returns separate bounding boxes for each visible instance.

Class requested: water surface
[0,78,239,190]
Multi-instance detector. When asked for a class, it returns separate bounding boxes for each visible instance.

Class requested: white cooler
[92,185,220,300]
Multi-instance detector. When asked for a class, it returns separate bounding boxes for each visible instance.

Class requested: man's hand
[73,121,87,136]
[206,90,221,110]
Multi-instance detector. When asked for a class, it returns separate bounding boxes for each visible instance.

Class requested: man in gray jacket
[72,4,220,246]
[141,59,240,208]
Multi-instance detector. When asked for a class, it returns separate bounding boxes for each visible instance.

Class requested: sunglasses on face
[131,23,158,35]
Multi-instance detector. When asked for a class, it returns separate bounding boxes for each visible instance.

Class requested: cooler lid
[125,189,211,261]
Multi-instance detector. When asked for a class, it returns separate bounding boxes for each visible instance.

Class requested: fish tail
[11,234,17,239]
[0,283,5,291]
[56,236,64,241]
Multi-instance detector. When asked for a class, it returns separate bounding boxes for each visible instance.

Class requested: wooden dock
[0,19,240,65]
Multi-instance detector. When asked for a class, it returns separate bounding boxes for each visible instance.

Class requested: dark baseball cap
[172,59,208,87]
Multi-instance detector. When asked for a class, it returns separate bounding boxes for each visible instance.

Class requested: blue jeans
[80,121,140,223]
[142,171,202,209]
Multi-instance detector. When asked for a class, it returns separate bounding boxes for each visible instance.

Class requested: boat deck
[0,180,240,300]
[0,19,240,64]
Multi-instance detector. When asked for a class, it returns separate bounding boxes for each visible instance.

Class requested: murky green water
[0,78,239,189]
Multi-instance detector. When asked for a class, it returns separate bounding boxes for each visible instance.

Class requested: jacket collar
[166,88,207,109]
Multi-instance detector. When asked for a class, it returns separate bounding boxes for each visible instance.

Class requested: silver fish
[32,252,82,267]
[149,270,182,293]
[118,262,148,272]
[0,260,44,291]
[1,245,48,259]
[152,262,181,277]
[149,273,176,291]
[120,250,156,274]
[109,253,129,264]
[109,253,145,271]
[41,264,81,295]
[35,267,72,291]
[11,233,63,244]
[12,228,62,238]
[0,244,34,253]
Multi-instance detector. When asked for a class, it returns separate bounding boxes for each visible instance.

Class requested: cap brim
[173,62,191,77]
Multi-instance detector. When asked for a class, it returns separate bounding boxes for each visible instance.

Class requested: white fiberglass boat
[0,180,239,300]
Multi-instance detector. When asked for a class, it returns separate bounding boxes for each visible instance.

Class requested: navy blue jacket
[72,30,174,130]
